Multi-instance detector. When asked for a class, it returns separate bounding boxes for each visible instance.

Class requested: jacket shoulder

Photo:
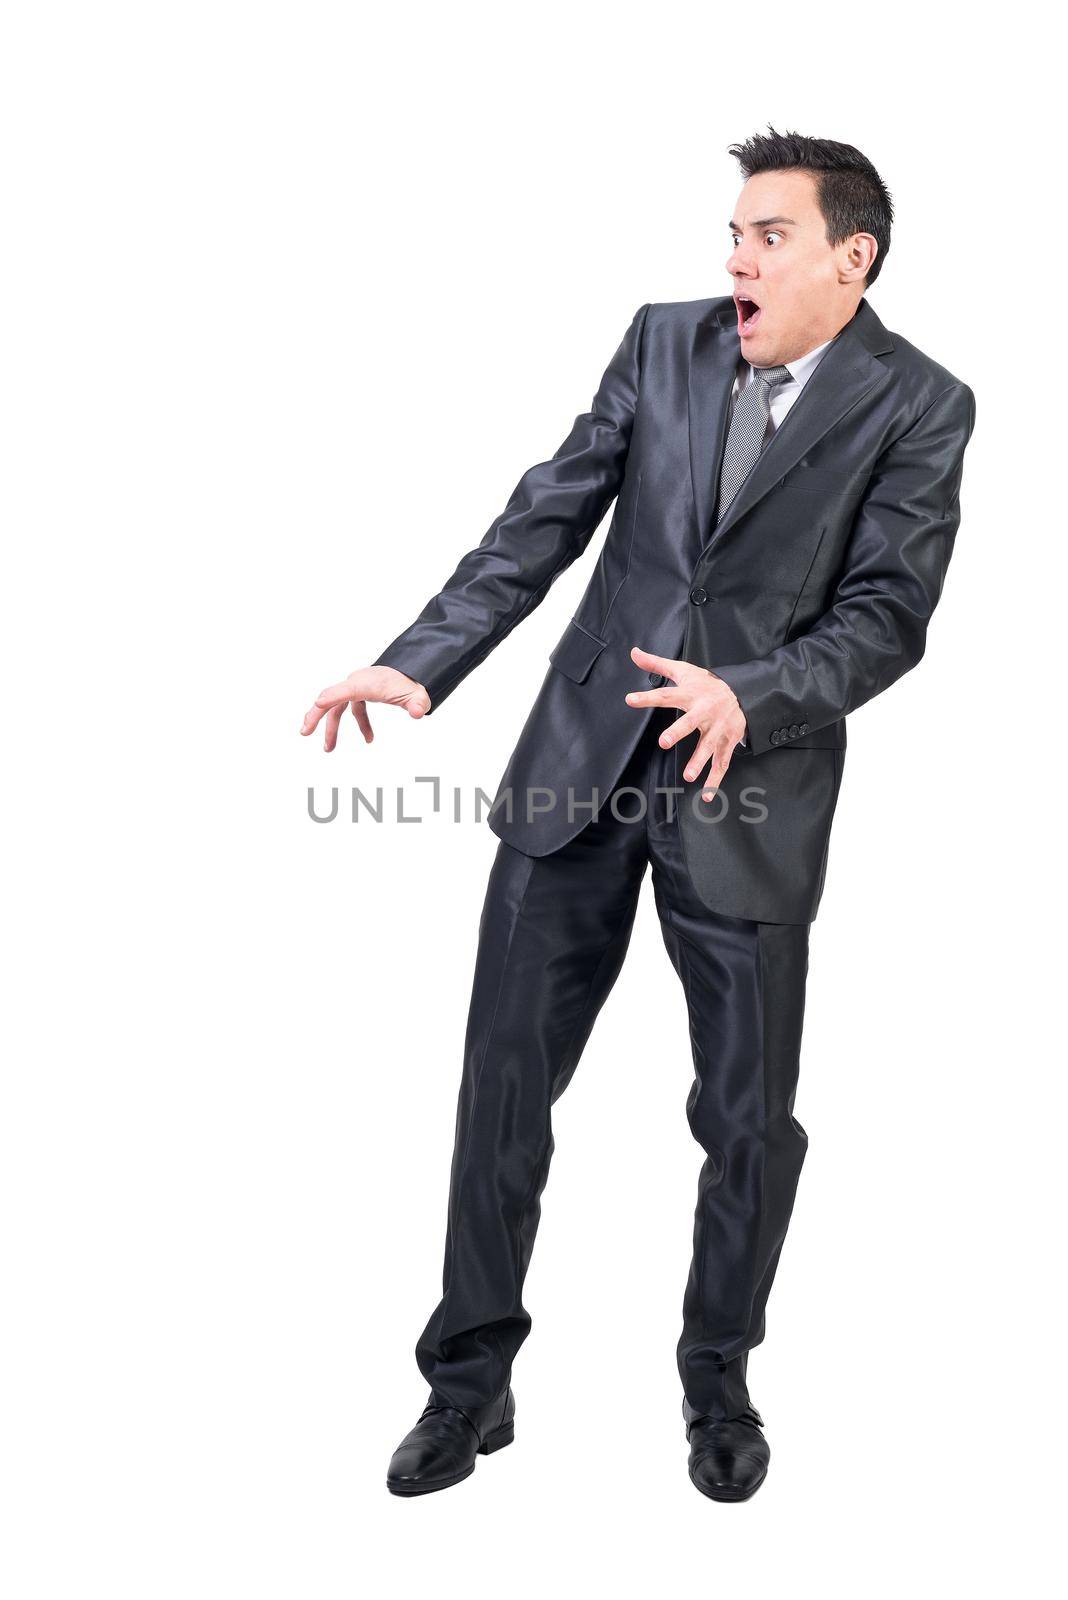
[644,295,732,331]
[877,320,973,408]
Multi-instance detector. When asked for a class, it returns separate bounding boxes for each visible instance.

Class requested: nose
[726,243,755,281]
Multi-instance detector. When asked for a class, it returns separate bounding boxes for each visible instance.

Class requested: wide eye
[764,231,783,246]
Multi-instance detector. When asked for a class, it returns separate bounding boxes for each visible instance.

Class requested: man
[301,127,976,1501]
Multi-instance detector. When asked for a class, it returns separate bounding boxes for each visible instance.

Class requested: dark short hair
[727,124,894,287]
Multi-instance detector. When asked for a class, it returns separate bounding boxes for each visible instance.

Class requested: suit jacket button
[789,724,800,738]
[689,587,709,605]
[799,722,809,734]
[770,730,781,745]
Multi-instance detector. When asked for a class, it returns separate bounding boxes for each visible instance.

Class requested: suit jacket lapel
[688,296,895,562]
[687,307,739,555]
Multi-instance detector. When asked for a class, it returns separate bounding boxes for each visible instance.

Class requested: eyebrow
[728,216,798,230]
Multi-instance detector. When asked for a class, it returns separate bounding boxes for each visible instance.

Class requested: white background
[2,3,1062,1596]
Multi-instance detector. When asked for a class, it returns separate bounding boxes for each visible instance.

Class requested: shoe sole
[386,1421,515,1497]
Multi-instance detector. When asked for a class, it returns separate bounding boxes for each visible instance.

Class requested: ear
[840,232,878,284]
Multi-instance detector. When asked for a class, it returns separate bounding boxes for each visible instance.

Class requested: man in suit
[301,127,976,1501]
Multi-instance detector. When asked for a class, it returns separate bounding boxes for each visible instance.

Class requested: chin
[741,333,775,364]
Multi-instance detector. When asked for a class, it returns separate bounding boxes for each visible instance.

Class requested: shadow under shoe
[386,1388,515,1497]
[685,1403,770,1503]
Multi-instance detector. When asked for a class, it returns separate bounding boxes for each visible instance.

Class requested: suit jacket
[374,294,976,923]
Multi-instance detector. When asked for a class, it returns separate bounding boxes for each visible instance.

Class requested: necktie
[715,364,793,523]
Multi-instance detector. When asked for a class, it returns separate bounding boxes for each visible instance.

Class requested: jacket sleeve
[372,302,652,711]
[714,380,977,753]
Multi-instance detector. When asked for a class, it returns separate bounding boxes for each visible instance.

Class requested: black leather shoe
[685,1403,770,1502]
[386,1388,515,1496]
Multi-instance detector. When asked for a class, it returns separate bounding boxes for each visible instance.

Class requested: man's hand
[300,666,431,752]
[625,645,746,801]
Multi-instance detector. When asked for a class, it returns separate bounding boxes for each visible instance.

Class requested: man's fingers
[625,686,686,710]
[701,739,739,800]
[352,700,374,742]
[300,702,329,736]
[630,645,682,681]
[302,675,431,741]
[303,685,353,736]
[683,731,718,786]
[323,702,346,752]
[314,680,358,711]
[657,710,698,748]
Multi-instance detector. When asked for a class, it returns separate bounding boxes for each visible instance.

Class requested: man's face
[726,170,861,365]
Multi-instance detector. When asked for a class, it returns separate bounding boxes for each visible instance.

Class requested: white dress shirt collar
[741,333,837,394]
[781,335,836,389]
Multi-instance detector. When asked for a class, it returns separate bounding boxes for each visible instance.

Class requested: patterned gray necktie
[715,364,793,523]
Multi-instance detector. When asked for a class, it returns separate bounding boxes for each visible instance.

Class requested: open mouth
[735,294,763,336]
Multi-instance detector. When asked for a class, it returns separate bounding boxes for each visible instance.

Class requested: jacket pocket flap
[549,619,608,684]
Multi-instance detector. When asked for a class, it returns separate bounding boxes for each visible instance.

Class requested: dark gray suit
[376,294,976,922]
[374,296,976,1421]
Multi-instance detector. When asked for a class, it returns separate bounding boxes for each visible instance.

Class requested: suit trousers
[415,706,811,1421]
